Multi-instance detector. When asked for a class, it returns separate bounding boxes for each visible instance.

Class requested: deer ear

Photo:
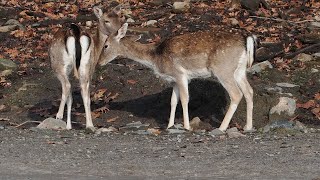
[93,6,103,19]
[115,23,128,41]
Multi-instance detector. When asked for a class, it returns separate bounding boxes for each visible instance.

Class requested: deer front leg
[167,84,179,129]
[177,76,190,130]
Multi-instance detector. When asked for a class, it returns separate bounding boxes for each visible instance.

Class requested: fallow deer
[99,23,256,131]
[49,6,123,130]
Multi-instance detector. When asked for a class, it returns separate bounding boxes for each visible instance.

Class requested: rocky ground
[0,0,320,179]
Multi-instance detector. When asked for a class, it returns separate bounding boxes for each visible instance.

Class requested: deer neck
[93,29,108,63]
[121,39,159,69]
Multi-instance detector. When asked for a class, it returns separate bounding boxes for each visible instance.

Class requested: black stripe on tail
[69,24,82,69]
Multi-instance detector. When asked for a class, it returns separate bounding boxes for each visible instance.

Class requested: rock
[294,121,308,133]
[247,60,273,74]
[0,125,4,130]
[312,52,320,60]
[240,0,260,11]
[5,19,26,31]
[0,25,17,32]
[126,18,135,23]
[190,117,201,130]
[310,22,320,28]
[37,118,66,130]
[269,97,296,121]
[263,120,294,133]
[294,53,313,62]
[226,127,246,138]
[276,83,299,88]
[85,21,93,27]
[229,18,239,26]
[167,128,186,134]
[146,20,157,26]
[95,127,118,135]
[0,69,13,77]
[120,121,150,131]
[311,68,319,73]
[0,58,17,71]
[209,128,225,137]
[173,1,190,12]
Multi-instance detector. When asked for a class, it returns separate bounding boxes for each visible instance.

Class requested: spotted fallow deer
[48,6,123,130]
[99,23,256,131]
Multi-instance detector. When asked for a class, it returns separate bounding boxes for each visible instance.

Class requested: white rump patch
[63,36,76,74]
[79,35,91,76]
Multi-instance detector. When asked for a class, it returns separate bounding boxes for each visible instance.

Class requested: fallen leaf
[127,79,138,84]
[106,116,119,123]
[147,128,161,136]
[94,106,109,113]
[314,93,320,101]
[297,100,316,109]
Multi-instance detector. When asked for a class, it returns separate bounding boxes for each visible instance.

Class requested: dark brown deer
[99,23,256,131]
[48,6,123,130]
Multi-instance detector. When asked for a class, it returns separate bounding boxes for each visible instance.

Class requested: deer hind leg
[80,78,94,129]
[79,35,94,129]
[167,84,179,129]
[235,73,253,131]
[176,76,190,130]
[56,73,72,129]
[216,76,243,132]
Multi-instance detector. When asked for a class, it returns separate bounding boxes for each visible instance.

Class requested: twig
[284,42,320,58]
[250,16,315,24]
[15,121,41,128]
[0,117,10,121]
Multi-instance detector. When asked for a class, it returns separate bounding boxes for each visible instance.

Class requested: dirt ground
[0,127,320,179]
[0,1,320,179]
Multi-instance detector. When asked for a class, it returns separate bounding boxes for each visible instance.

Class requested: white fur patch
[63,37,76,74]
[79,35,91,76]
[246,36,255,68]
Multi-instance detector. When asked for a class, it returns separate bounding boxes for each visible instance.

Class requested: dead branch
[284,42,320,58]
[250,16,315,24]
[15,121,41,128]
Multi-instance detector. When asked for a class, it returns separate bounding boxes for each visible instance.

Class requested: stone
[37,117,66,130]
[209,128,225,137]
[247,60,273,74]
[190,117,201,130]
[0,58,17,71]
[276,83,299,88]
[85,21,93,27]
[310,22,320,28]
[120,121,150,131]
[294,53,313,62]
[5,19,26,31]
[167,128,186,134]
[0,69,13,77]
[126,18,135,23]
[294,121,308,133]
[146,20,157,26]
[0,25,17,32]
[226,127,246,138]
[311,68,319,73]
[263,120,294,133]
[229,18,239,26]
[173,1,190,12]
[96,127,118,135]
[269,97,296,121]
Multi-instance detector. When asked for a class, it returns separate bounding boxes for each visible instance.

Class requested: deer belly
[185,68,211,79]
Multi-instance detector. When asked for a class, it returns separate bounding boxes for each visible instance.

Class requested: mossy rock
[0,58,17,71]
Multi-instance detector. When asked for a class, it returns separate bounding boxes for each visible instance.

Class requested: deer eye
[105,45,108,48]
